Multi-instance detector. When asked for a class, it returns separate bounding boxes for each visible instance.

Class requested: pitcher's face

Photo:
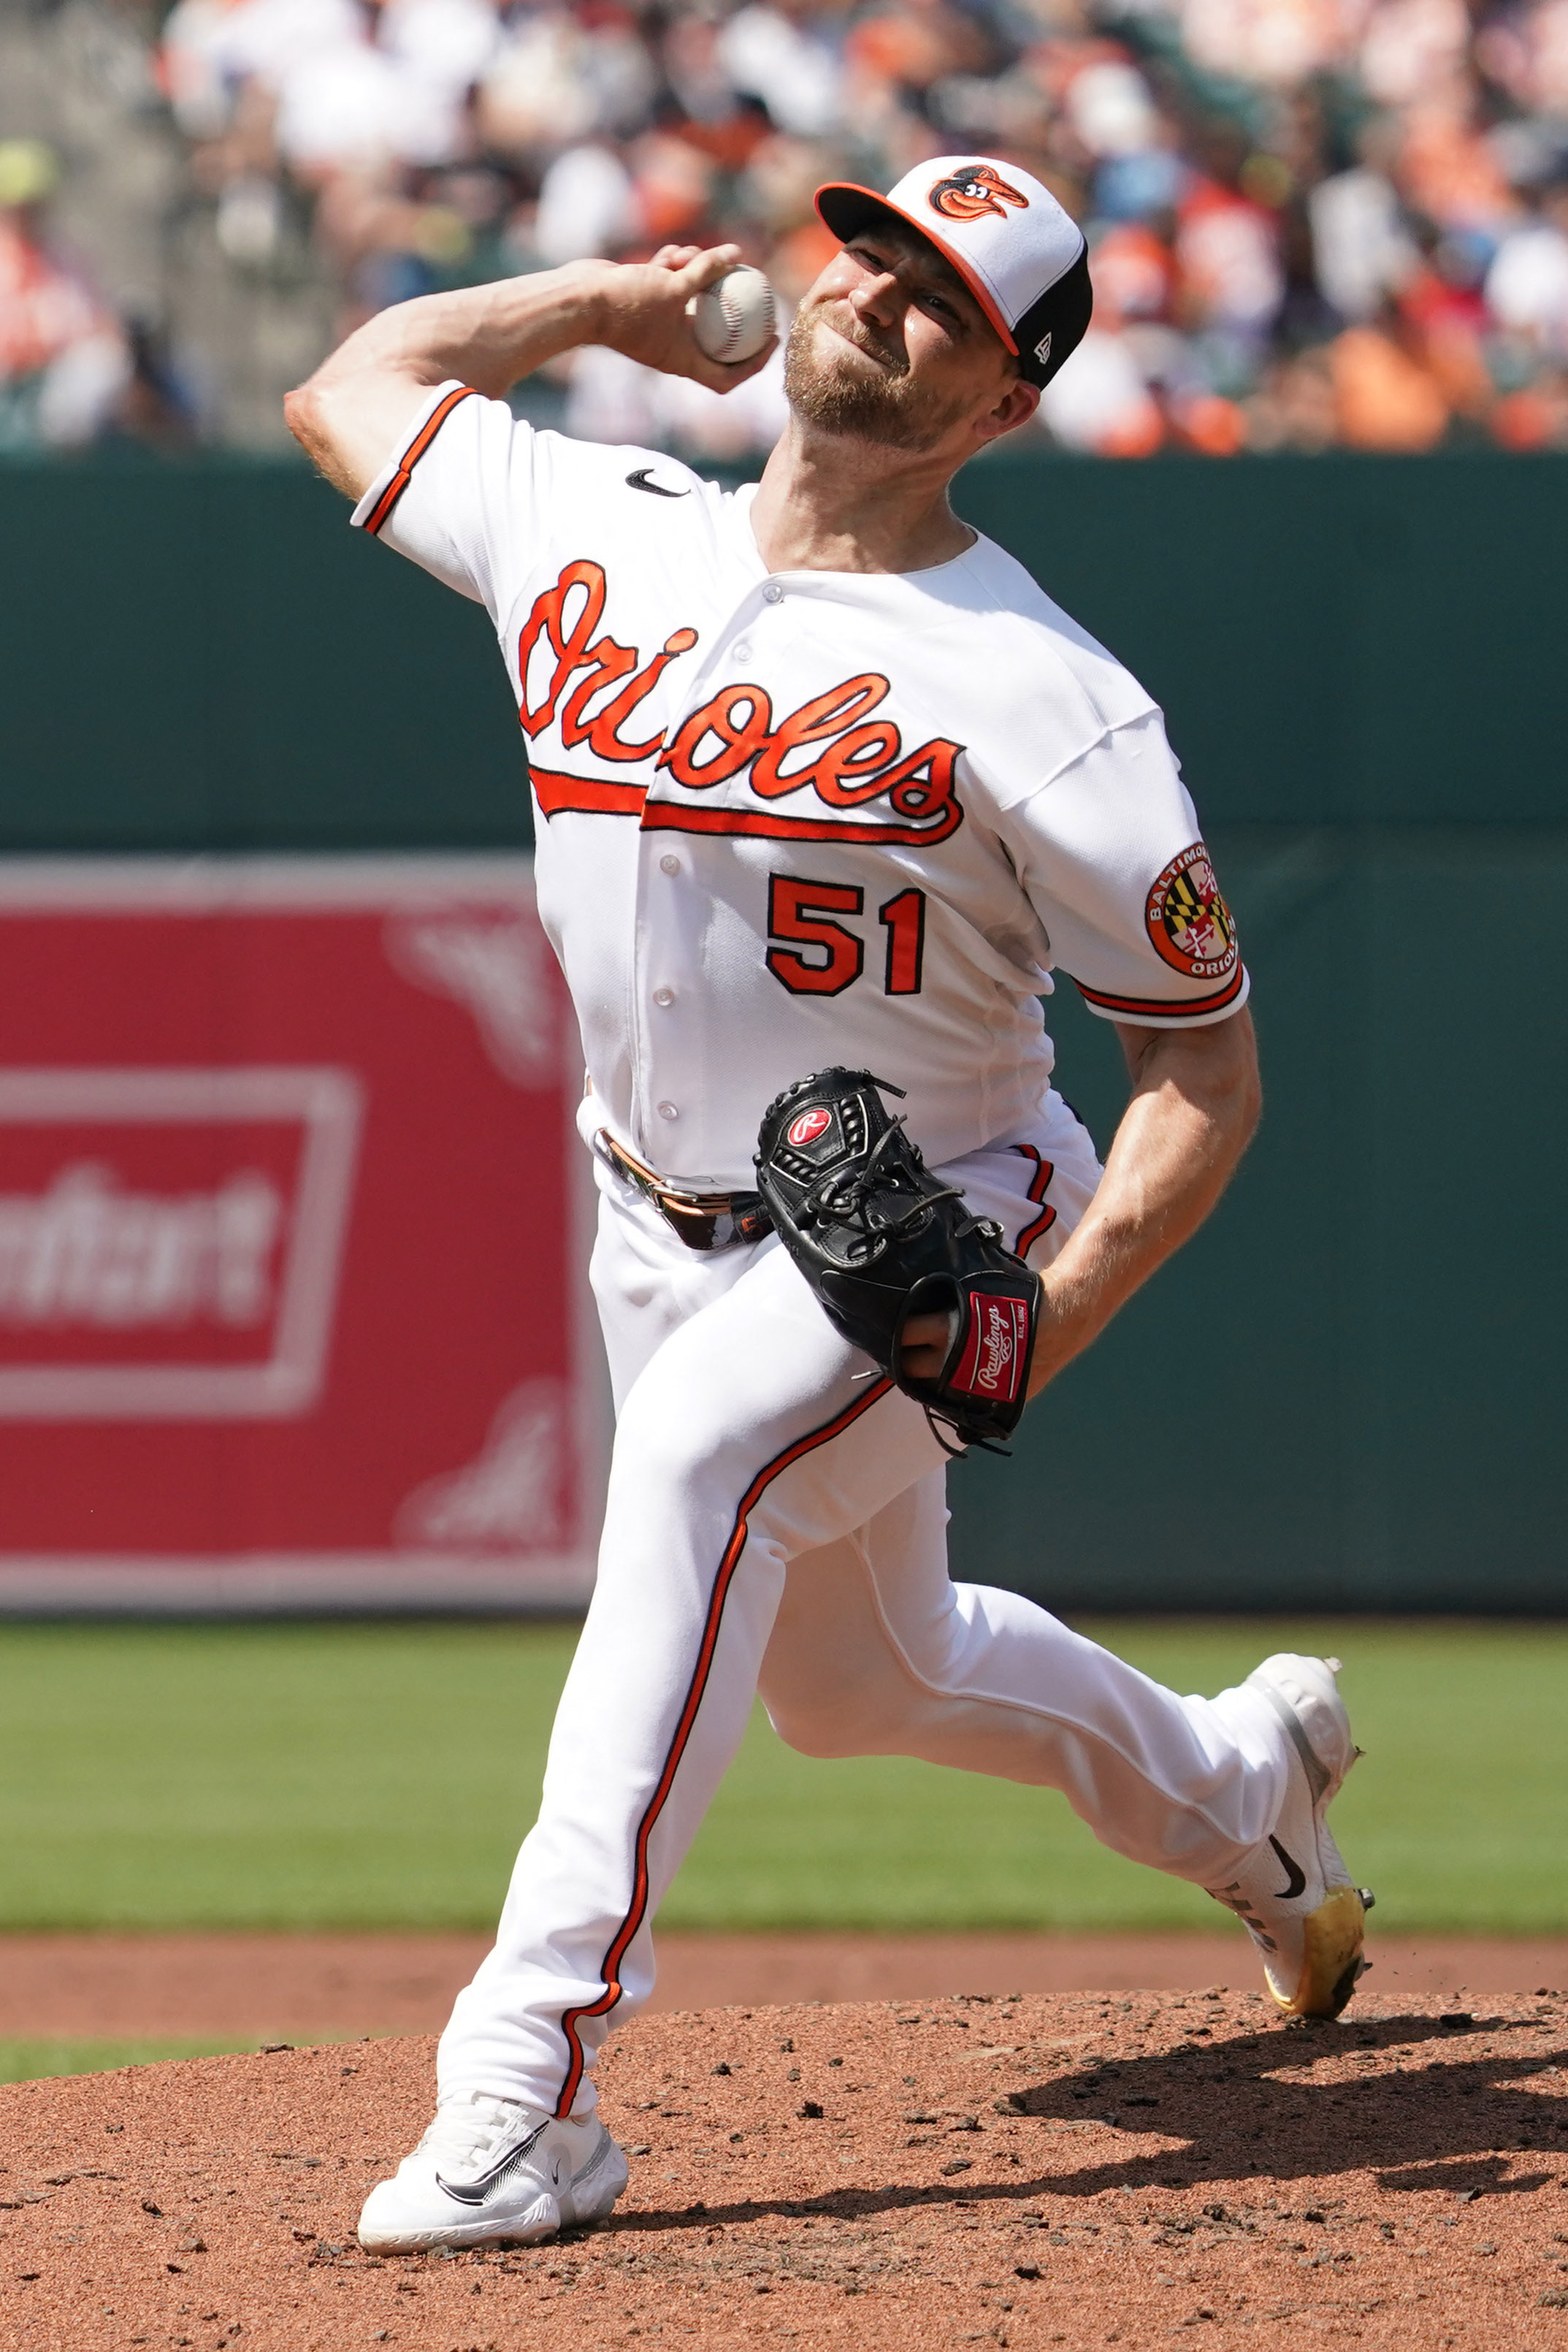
[784,225,1023,454]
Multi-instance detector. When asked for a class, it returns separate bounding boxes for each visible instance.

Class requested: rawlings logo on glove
[952,1291,1030,1404]
[754,1068,1041,1454]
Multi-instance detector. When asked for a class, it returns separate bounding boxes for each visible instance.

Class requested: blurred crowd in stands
[2,0,1568,454]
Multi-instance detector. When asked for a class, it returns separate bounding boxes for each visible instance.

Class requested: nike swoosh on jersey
[435,2121,547,2206]
[626,467,689,498]
[1269,1834,1307,1901]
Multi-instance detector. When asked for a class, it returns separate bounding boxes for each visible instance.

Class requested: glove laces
[802,1115,974,1265]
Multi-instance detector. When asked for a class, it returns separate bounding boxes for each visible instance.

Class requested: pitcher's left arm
[902,1008,1260,1397]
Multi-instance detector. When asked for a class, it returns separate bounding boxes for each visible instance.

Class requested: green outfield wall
[1,450,1563,1612]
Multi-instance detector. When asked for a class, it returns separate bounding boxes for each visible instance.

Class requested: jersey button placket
[640,835,698,1162]
[635,585,779,1169]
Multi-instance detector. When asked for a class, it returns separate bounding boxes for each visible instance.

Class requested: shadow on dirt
[614,2010,1567,2234]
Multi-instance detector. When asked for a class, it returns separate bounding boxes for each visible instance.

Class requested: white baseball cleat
[1206,1652,1374,2020]
[357,2092,629,2253]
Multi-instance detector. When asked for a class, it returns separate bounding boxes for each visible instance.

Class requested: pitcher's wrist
[553,258,616,347]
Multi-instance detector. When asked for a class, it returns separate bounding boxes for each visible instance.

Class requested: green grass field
[1,1618,1561,1939]
[0,2039,254,2085]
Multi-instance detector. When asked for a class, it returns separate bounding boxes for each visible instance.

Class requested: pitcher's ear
[978,376,1040,443]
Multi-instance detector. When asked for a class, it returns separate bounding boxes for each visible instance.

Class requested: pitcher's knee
[611,1385,743,1517]
[762,1662,917,1758]
[763,1687,861,1758]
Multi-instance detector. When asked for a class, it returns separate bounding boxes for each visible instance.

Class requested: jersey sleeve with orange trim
[995,710,1250,1028]
[349,379,571,622]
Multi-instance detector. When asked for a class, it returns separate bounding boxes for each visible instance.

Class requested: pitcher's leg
[761,1475,1288,1886]
[440,1241,946,2116]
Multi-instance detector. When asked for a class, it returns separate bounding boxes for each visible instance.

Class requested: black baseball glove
[754,1067,1041,1454]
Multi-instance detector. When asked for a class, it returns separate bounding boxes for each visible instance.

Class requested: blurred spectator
[1040,326,1166,454]
[9,0,1568,453]
[1328,316,1452,448]
[567,327,792,456]
[1487,180,1568,354]
[719,0,846,138]
[0,137,133,448]
[1309,134,1419,322]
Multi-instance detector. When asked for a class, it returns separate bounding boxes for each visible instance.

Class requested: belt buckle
[659,1194,724,1252]
[597,1128,767,1253]
[686,1200,771,1251]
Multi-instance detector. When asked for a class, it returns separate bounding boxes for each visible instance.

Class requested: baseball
[687,264,776,364]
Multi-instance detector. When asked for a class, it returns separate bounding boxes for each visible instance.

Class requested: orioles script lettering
[519,560,965,844]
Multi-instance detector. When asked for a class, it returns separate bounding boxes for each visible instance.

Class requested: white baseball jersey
[353,382,1248,1188]
[345,384,1295,2147]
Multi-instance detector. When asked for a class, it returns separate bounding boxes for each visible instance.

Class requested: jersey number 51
[765,874,926,999]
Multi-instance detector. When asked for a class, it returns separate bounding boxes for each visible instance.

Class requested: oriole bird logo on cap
[928,164,1028,223]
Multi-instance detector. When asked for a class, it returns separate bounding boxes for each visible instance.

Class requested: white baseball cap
[814,156,1092,387]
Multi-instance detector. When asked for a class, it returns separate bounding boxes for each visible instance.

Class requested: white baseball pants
[437,1093,1291,2116]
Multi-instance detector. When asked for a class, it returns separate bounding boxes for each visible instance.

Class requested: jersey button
[731,640,752,663]
[657,1100,679,1120]
[653,987,674,1007]
[762,583,783,603]
[659,853,680,875]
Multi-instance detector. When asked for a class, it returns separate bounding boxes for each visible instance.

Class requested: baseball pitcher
[286,155,1371,2253]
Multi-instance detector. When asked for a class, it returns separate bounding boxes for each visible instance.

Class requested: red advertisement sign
[0,860,600,1611]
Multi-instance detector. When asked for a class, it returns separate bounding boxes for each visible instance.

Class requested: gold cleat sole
[1269,1885,1371,2019]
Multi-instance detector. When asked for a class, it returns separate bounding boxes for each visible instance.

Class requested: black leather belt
[597,1130,773,1253]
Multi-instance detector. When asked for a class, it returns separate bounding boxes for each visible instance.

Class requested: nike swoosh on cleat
[435,2122,547,2207]
[1269,1835,1308,1901]
[627,467,688,497]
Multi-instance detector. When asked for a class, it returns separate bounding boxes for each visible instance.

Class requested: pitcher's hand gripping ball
[688,265,776,364]
[756,1068,1041,1454]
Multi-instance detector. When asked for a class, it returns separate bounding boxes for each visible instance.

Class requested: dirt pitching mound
[5,1932,1564,2042]
[2,1989,1567,2350]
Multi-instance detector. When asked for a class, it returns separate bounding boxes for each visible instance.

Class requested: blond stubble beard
[781,302,967,454]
